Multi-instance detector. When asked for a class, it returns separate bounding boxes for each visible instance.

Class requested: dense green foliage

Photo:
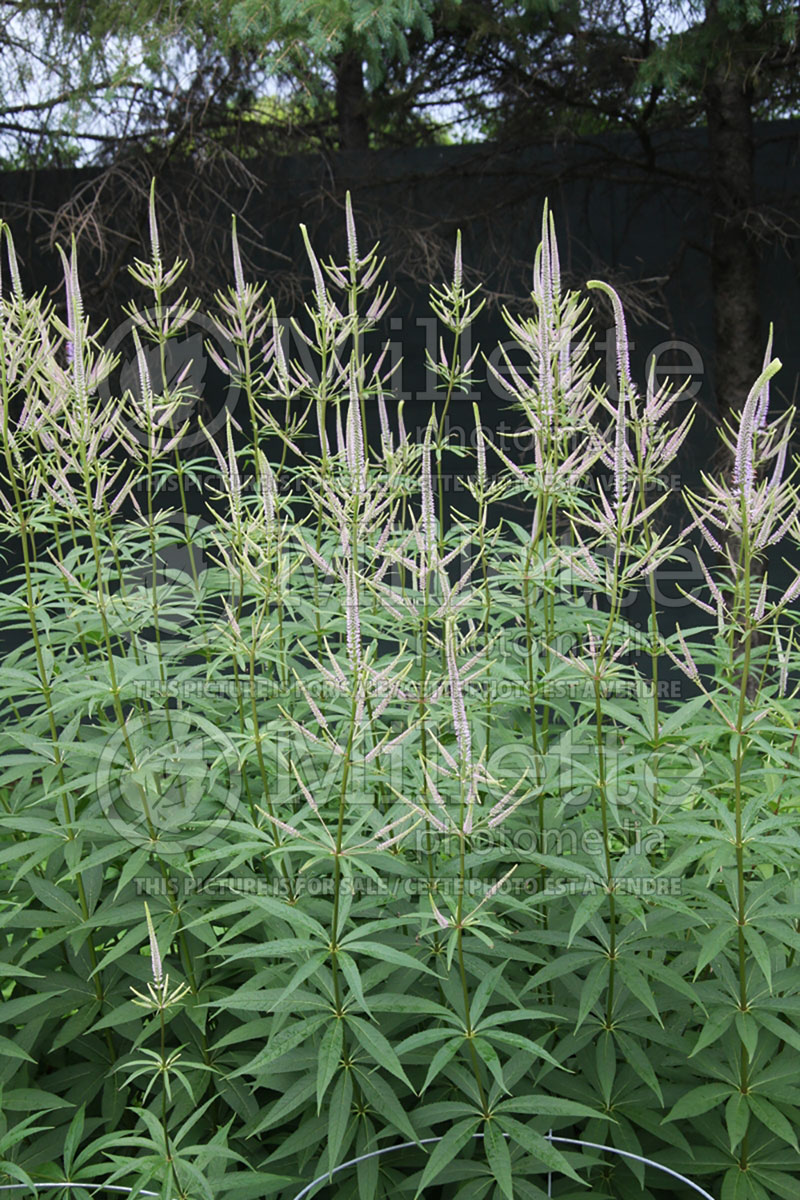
[1,193,800,1200]
[4,0,800,163]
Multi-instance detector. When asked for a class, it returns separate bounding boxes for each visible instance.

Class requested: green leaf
[720,1164,757,1200]
[689,1009,735,1057]
[0,991,65,1022]
[663,1083,733,1123]
[743,926,772,993]
[642,955,706,1009]
[472,1036,507,1095]
[0,1160,36,1191]
[567,891,606,946]
[396,1028,457,1057]
[114,848,153,898]
[496,1095,604,1121]
[483,1120,513,1200]
[593,699,650,741]
[235,891,329,941]
[753,1010,800,1053]
[337,950,372,1017]
[221,938,318,961]
[365,993,455,1019]
[476,1010,552,1032]
[735,1011,759,1062]
[482,1028,564,1071]
[595,1032,616,1106]
[327,1069,354,1171]
[414,1118,480,1198]
[725,1092,750,1154]
[420,1036,463,1094]
[232,1016,329,1077]
[316,1018,343,1111]
[494,1115,585,1185]
[271,951,329,1009]
[615,958,664,1025]
[91,989,153,1030]
[62,1103,85,1177]
[340,939,437,976]
[575,961,607,1032]
[357,1115,379,1200]
[26,876,83,920]
[523,952,597,991]
[694,921,736,978]
[616,1031,663,1104]
[747,1167,800,1200]
[346,1015,414,1088]
[746,1093,798,1150]
[0,1112,58,1155]
[244,1076,317,1137]
[357,1068,420,1145]
[264,1113,327,1165]
[2,1088,73,1112]
[0,1035,34,1063]
[659,691,708,737]
[470,962,508,1027]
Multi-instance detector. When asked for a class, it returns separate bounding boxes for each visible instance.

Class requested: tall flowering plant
[0,193,799,1200]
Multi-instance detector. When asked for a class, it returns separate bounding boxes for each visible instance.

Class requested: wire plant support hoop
[291,1131,718,1200]
[0,1132,718,1200]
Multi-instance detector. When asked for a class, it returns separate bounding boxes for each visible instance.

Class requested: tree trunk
[704,35,765,700]
[335,49,369,151]
[706,61,761,419]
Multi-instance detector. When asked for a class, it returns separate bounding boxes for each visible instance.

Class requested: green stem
[455,790,489,1116]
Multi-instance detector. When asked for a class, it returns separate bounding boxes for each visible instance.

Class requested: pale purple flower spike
[144,902,163,985]
[446,621,472,770]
